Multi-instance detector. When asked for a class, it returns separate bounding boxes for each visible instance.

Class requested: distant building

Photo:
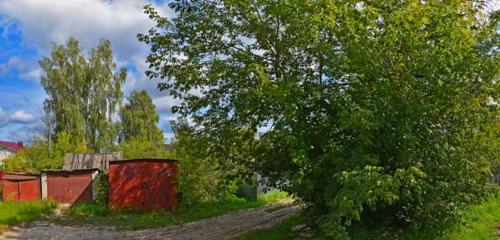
[0,141,23,166]
[164,144,174,152]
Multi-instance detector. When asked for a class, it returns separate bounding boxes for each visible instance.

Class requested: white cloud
[0,0,176,140]
[164,114,178,122]
[10,110,36,123]
[0,0,170,59]
[0,0,172,94]
[0,57,21,74]
[0,56,41,81]
[19,67,42,81]
[154,95,182,114]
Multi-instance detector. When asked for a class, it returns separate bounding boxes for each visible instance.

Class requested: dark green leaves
[141,0,499,238]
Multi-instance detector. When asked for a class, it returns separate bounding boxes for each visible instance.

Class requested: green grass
[258,190,290,203]
[0,201,56,232]
[56,191,291,230]
[443,196,500,240]
[231,213,304,240]
[234,195,500,240]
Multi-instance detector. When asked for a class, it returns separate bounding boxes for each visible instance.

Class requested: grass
[0,201,56,233]
[55,191,291,230]
[443,196,500,240]
[234,195,500,240]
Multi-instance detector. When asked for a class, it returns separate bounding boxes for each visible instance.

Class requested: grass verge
[55,191,291,230]
[443,196,500,240]
[0,201,56,233]
[234,195,500,240]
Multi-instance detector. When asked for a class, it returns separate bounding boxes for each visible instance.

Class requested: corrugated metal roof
[2,173,40,180]
[0,141,23,152]
[109,158,178,164]
[42,168,100,174]
[63,152,123,172]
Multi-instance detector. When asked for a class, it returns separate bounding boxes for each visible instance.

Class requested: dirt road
[1,201,301,240]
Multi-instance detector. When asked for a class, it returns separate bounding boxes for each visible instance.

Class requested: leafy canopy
[40,37,126,152]
[119,90,164,146]
[145,0,495,237]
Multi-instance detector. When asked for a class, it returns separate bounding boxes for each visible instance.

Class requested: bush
[94,173,109,207]
[172,125,238,206]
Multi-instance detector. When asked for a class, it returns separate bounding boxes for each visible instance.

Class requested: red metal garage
[108,159,178,211]
[42,169,99,205]
[2,173,41,202]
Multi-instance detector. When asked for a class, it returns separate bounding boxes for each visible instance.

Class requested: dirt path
[1,201,302,240]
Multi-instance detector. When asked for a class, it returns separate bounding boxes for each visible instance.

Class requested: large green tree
[140,0,499,238]
[119,90,164,145]
[40,37,126,152]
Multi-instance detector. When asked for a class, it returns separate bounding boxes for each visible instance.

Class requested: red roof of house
[0,141,23,152]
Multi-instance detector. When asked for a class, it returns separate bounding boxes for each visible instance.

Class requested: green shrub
[173,126,238,207]
[94,173,109,206]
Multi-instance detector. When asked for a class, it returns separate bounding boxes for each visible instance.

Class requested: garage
[42,169,99,205]
[2,173,41,202]
[108,159,178,211]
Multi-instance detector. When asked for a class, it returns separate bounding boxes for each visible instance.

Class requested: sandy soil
[0,201,302,240]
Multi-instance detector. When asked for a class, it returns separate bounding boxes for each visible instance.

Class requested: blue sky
[1,0,499,143]
[0,0,178,143]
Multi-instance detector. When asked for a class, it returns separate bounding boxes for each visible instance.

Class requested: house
[0,141,23,166]
[164,144,174,152]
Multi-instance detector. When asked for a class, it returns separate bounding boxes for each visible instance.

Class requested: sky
[0,0,179,143]
[0,0,499,143]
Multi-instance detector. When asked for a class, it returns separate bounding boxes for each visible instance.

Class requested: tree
[40,37,126,152]
[119,90,164,145]
[140,0,499,238]
[118,138,169,159]
[171,123,239,206]
[3,131,85,172]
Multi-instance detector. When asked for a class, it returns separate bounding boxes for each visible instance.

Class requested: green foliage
[66,201,109,217]
[236,193,500,240]
[118,138,171,159]
[95,173,109,207]
[140,0,499,238]
[0,201,56,231]
[40,37,126,152]
[119,90,164,146]
[3,131,85,171]
[172,125,238,206]
[443,194,500,240]
[257,191,291,203]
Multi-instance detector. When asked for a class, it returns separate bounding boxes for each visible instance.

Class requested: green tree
[171,123,238,206]
[119,90,164,145]
[118,138,169,159]
[40,37,126,152]
[3,131,85,172]
[140,0,499,238]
